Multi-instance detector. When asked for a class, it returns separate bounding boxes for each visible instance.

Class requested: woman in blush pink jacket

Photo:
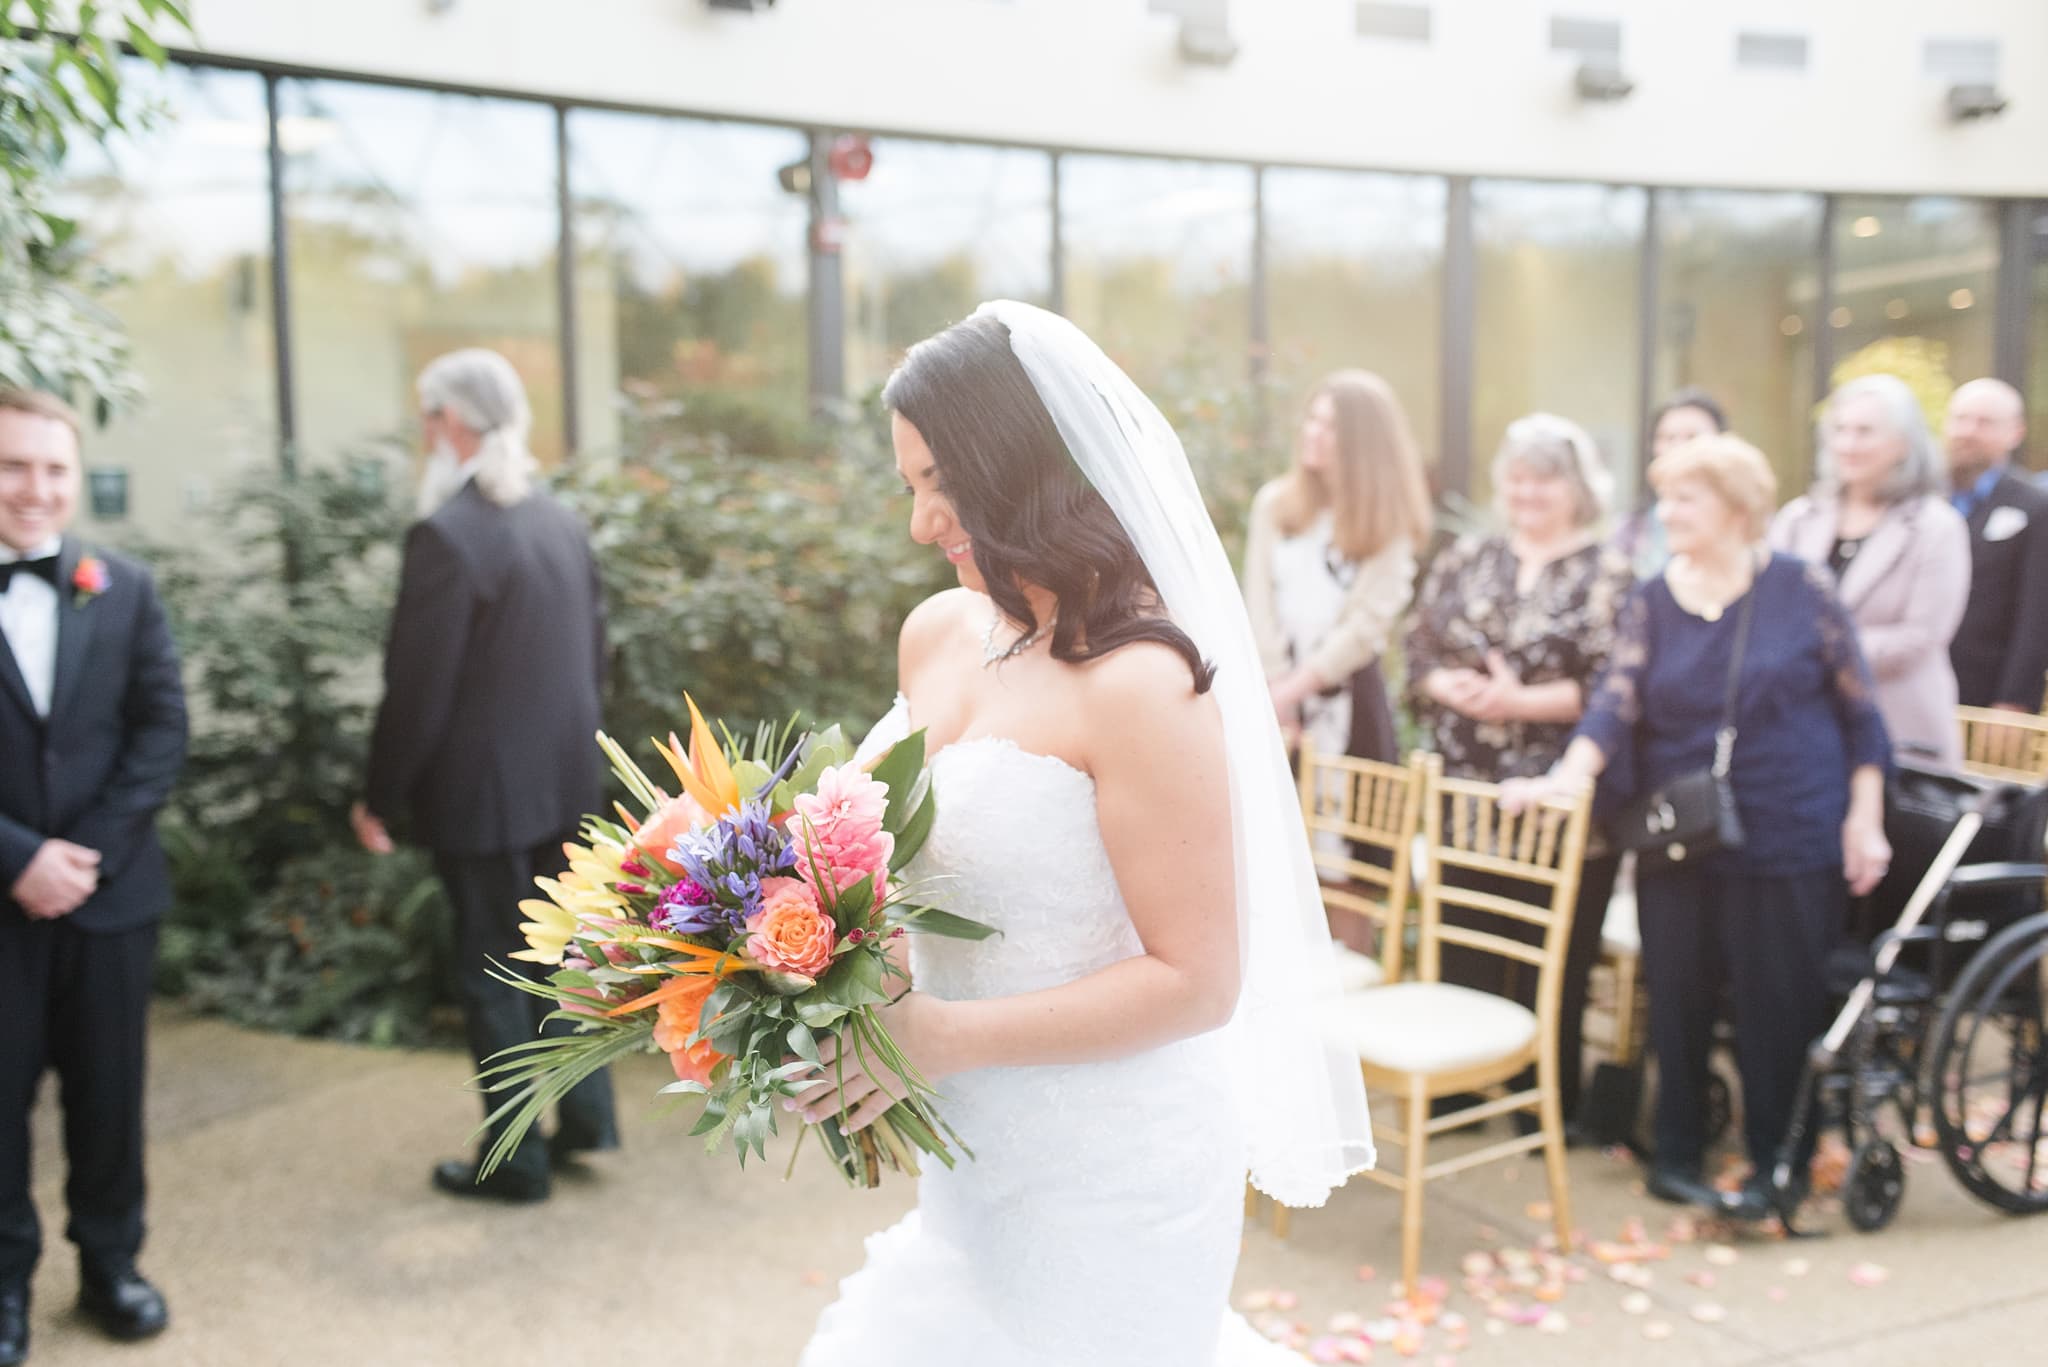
[1770,375,1970,769]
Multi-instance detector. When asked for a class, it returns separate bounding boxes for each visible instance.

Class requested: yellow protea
[508,839,629,964]
[565,839,629,896]
[652,693,741,818]
[510,897,582,965]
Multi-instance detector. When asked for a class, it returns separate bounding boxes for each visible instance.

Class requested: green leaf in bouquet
[550,968,599,991]
[794,997,849,1030]
[734,1102,775,1162]
[827,874,876,933]
[780,725,853,806]
[786,1021,821,1067]
[889,785,937,872]
[731,758,776,804]
[595,731,665,812]
[704,1002,758,1055]
[472,1018,655,1178]
[690,1093,730,1139]
[891,904,1001,941]
[868,730,928,832]
[758,968,817,996]
[659,1078,711,1097]
[842,947,890,1005]
[806,951,891,1012]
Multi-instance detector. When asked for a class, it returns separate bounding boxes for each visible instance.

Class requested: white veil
[978,300,1375,1206]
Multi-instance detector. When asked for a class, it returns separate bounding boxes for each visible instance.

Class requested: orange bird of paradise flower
[651,694,742,819]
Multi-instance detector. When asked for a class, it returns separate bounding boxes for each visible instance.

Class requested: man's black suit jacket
[365,483,606,857]
[1951,469,2048,710]
[0,538,188,933]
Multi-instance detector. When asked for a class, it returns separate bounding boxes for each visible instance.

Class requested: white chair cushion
[1601,884,1639,956]
[1331,943,1387,992]
[1328,981,1537,1075]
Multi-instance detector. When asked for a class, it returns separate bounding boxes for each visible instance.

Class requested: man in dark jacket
[354,350,616,1203]
[1945,379,2048,712]
[0,389,186,1364]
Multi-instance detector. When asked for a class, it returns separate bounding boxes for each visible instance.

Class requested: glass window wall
[839,139,1053,395]
[570,111,810,453]
[279,81,563,469]
[52,62,276,534]
[1471,180,1646,517]
[1655,189,1823,495]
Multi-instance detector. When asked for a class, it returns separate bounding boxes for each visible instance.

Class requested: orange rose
[652,976,724,1086]
[747,877,837,980]
[632,792,710,875]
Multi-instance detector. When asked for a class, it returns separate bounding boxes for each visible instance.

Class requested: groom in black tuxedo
[354,349,616,1204]
[0,389,186,1364]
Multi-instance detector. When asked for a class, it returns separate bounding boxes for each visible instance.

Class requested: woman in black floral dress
[1404,413,1635,1128]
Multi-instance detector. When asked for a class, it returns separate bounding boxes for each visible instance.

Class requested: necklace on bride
[982,612,1052,667]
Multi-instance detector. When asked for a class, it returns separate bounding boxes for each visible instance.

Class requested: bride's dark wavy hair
[882,313,1215,693]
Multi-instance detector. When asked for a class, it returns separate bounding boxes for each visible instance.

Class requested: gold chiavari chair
[1322,753,1592,1298]
[1958,706,2048,785]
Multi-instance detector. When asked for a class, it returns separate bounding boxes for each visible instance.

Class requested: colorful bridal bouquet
[476,698,992,1188]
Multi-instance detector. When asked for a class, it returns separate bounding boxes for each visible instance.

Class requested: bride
[792,303,1374,1366]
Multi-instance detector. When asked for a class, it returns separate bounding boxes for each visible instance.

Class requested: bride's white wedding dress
[800,699,1302,1366]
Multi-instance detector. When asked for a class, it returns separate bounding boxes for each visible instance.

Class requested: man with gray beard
[353,350,617,1201]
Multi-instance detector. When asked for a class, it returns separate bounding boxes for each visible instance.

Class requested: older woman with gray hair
[1770,375,1970,767]
[1403,413,1635,1130]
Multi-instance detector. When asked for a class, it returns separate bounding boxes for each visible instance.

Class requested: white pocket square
[1985,506,2029,542]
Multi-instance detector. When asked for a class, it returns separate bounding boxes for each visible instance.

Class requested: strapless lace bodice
[802,700,1302,1367]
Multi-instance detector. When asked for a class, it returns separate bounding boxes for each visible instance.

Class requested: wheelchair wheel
[1929,912,2048,1216]
[1844,1140,1905,1231]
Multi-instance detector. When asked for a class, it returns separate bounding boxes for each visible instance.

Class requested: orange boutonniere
[72,555,109,607]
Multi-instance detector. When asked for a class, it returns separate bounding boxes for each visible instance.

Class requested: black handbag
[1607,578,1757,866]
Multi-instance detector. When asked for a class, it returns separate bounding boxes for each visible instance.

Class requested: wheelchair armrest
[1943,862,2048,895]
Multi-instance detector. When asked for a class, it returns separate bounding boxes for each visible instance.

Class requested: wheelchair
[1752,762,2048,1234]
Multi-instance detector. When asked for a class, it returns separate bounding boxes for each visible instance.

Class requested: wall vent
[1357,3,1431,43]
[1736,32,1808,72]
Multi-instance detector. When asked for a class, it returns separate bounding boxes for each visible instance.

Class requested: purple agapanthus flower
[665,800,798,937]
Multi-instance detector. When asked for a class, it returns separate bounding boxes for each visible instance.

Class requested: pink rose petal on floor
[1644,1321,1675,1341]
[1766,1286,1789,1303]
[1536,1311,1569,1334]
[1274,1291,1301,1311]
[801,1269,827,1287]
[1705,1244,1738,1266]
[1783,1257,1812,1278]
[1357,1264,1378,1282]
[1690,1302,1727,1324]
[1849,1262,1890,1287]
[1621,1292,1653,1316]
[1685,1271,1716,1289]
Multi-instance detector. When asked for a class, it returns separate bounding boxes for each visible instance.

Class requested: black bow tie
[0,556,59,592]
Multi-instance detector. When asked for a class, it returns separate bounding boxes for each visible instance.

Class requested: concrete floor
[16,1010,2048,1366]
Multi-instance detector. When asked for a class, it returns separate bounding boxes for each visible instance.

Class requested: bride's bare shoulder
[1075,641,1223,768]
[899,589,983,676]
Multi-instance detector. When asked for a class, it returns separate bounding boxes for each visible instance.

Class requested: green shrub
[172,844,452,1047]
